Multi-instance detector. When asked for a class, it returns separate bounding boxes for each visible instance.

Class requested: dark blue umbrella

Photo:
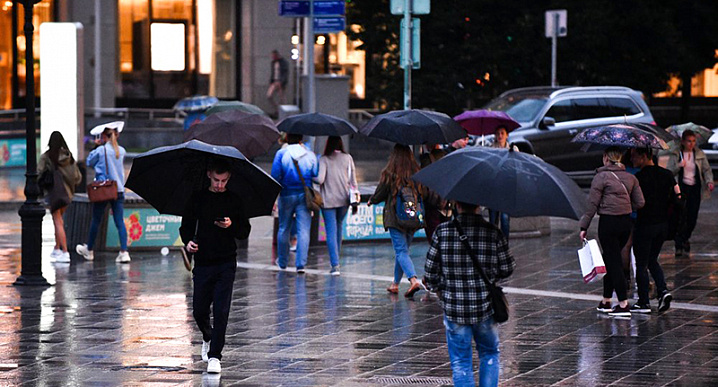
[412,147,587,220]
[278,112,358,136]
[360,109,467,145]
[126,140,281,218]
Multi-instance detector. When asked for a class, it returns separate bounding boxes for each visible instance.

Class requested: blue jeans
[388,227,416,283]
[87,193,127,250]
[488,210,510,240]
[444,316,500,387]
[277,193,311,269]
[321,206,348,268]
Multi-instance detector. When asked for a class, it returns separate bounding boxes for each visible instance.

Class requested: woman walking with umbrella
[368,144,424,298]
[39,131,82,263]
[315,136,358,276]
[76,126,131,263]
[579,146,644,316]
[488,125,519,240]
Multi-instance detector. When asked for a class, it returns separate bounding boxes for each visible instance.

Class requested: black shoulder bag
[453,218,509,323]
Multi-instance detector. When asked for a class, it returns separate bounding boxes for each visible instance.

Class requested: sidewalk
[0,193,717,385]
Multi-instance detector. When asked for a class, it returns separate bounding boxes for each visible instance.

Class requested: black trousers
[633,222,668,305]
[193,260,236,360]
[675,182,701,248]
[598,215,632,301]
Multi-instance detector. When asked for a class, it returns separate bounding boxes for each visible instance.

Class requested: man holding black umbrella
[180,158,251,374]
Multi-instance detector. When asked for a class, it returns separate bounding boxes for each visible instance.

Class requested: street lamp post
[15,0,49,287]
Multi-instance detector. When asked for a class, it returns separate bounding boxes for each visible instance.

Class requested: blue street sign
[314,1,345,16]
[279,1,310,17]
[314,17,346,33]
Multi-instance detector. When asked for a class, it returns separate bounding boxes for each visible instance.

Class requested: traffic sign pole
[306,0,316,113]
[551,12,558,87]
[403,0,412,110]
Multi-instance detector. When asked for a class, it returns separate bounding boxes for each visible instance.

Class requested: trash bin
[64,193,97,259]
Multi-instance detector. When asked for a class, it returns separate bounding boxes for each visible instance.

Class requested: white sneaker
[55,252,71,263]
[201,340,210,362]
[50,249,62,259]
[207,357,221,373]
[116,251,131,263]
[76,244,93,261]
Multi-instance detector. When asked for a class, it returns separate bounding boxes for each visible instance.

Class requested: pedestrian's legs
[488,209,498,227]
[682,183,701,243]
[276,194,299,268]
[322,208,340,267]
[51,207,68,251]
[192,265,215,344]
[294,197,312,269]
[335,206,348,255]
[444,316,476,387]
[499,212,510,240]
[208,261,236,360]
[110,193,128,251]
[632,225,652,305]
[474,317,500,387]
[87,201,107,250]
[646,223,669,295]
[389,228,416,283]
[598,215,631,302]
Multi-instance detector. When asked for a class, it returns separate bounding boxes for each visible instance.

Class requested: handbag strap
[452,218,496,289]
[291,158,308,187]
[609,171,629,196]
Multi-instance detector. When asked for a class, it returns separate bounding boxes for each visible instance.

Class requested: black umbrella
[277,112,358,136]
[126,140,281,218]
[412,147,587,220]
[360,109,467,145]
[184,110,280,159]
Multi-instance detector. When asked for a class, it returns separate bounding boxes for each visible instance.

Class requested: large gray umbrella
[412,147,587,220]
[360,109,467,145]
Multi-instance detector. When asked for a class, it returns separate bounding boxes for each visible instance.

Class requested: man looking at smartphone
[180,158,250,374]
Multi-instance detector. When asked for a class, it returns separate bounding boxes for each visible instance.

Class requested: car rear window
[604,97,641,116]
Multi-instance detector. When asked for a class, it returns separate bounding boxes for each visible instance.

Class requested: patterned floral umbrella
[571,124,669,150]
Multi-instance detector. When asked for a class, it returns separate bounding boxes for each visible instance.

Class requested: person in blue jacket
[76,126,130,263]
[271,133,318,273]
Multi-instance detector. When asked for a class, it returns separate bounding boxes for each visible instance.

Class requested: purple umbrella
[454,110,520,136]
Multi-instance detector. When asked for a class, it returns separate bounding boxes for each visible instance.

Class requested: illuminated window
[151,23,186,71]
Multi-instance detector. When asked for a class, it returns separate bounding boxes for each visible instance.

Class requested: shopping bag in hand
[577,239,606,283]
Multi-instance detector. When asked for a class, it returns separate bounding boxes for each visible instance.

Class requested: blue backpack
[395,186,424,229]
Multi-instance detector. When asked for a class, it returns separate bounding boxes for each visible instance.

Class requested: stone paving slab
[0,197,716,385]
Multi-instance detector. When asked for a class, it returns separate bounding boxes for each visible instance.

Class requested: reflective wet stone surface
[0,193,717,386]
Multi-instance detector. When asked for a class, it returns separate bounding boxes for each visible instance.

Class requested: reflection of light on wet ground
[0,364,19,370]
[120,356,191,368]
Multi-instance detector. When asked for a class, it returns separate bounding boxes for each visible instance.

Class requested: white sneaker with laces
[201,340,210,362]
[50,249,62,259]
[55,252,71,263]
[207,357,221,373]
[76,244,94,261]
[116,251,131,263]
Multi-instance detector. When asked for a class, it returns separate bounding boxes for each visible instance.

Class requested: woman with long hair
[579,146,644,316]
[76,127,131,263]
[368,144,424,297]
[315,136,357,276]
[38,131,82,263]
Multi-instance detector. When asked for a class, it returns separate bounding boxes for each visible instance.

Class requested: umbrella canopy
[205,100,266,116]
[277,112,358,136]
[173,95,218,113]
[453,110,520,136]
[126,140,281,218]
[412,147,587,220]
[359,109,467,145]
[631,122,676,143]
[184,110,280,159]
[666,122,713,145]
[571,124,669,150]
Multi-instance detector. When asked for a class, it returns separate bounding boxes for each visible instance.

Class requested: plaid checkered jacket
[425,214,515,325]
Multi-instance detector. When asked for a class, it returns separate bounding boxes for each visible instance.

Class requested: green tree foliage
[347,0,718,115]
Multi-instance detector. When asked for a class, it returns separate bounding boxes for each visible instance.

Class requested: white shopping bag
[577,239,607,283]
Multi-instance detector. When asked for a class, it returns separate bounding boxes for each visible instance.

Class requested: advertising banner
[105,207,183,248]
[318,202,426,242]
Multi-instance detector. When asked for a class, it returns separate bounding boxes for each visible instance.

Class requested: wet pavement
[0,169,717,385]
